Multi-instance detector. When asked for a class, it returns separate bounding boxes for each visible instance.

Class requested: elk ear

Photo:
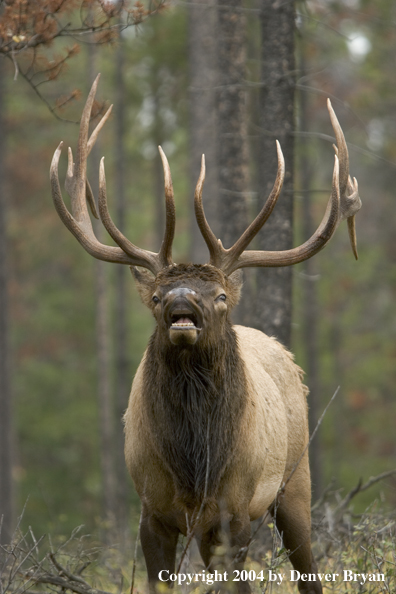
[226,270,243,308]
[131,267,156,307]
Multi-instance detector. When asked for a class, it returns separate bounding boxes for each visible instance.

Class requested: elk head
[50,75,361,315]
[133,264,244,347]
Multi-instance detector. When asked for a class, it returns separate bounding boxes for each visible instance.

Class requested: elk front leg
[140,511,179,593]
[197,514,251,594]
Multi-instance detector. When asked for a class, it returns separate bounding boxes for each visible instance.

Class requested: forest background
[0,0,395,554]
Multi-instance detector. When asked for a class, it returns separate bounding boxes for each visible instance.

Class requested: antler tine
[85,178,99,219]
[68,74,100,223]
[327,99,349,197]
[194,154,223,267]
[158,147,176,268]
[87,104,113,157]
[98,158,161,275]
[222,141,285,270]
[50,143,137,265]
[195,142,285,272]
[327,99,360,259]
[66,145,99,219]
[51,75,174,272]
[66,95,112,221]
[86,101,113,219]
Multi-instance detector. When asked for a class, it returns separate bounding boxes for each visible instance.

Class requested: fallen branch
[29,573,112,594]
[49,553,93,588]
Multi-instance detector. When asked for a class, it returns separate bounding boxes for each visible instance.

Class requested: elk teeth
[171,322,195,327]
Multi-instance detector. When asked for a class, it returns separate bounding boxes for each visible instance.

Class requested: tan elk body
[50,76,361,594]
[125,315,308,524]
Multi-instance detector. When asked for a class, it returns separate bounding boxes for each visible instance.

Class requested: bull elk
[50,75,361,594]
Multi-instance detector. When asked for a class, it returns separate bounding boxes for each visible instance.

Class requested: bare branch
[335,469,396,513]
[17,69,78,124]
[49,553,92,589]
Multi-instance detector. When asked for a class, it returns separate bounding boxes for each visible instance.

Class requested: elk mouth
[167,310,202,346]
[170,313,200,329]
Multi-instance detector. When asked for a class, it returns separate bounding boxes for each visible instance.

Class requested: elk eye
[217,294,227,302]
[152,296,160,304]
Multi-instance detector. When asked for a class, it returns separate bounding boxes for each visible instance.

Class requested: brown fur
[142,323,246,507]
[133,264,243,312]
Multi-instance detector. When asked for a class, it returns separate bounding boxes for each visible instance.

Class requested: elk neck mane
[142,322,247,507]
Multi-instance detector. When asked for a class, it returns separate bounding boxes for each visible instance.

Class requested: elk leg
[140,512,179,593]
[272,466,322,594]
[197,515,251,594]
[229,514,251,594]
[197,526,222,569]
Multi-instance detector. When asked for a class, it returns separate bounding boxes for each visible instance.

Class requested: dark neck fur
[142,323,247,507]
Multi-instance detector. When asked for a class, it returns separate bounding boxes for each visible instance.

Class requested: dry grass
[1,480,395,594]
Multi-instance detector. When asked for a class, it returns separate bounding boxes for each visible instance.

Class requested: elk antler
[50,74,175,275]
[327,99,360,260]
[195,141,285,271]
[195,101,361,276]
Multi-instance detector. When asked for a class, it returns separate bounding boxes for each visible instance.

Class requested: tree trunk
[114,36,130,544]
[0,58,14,545]
[188,0,219,263]
[87,46,118,541]
[255,0,296,348]
[216,0,251,325]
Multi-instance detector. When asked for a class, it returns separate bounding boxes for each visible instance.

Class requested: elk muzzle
[163,287,202,346]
